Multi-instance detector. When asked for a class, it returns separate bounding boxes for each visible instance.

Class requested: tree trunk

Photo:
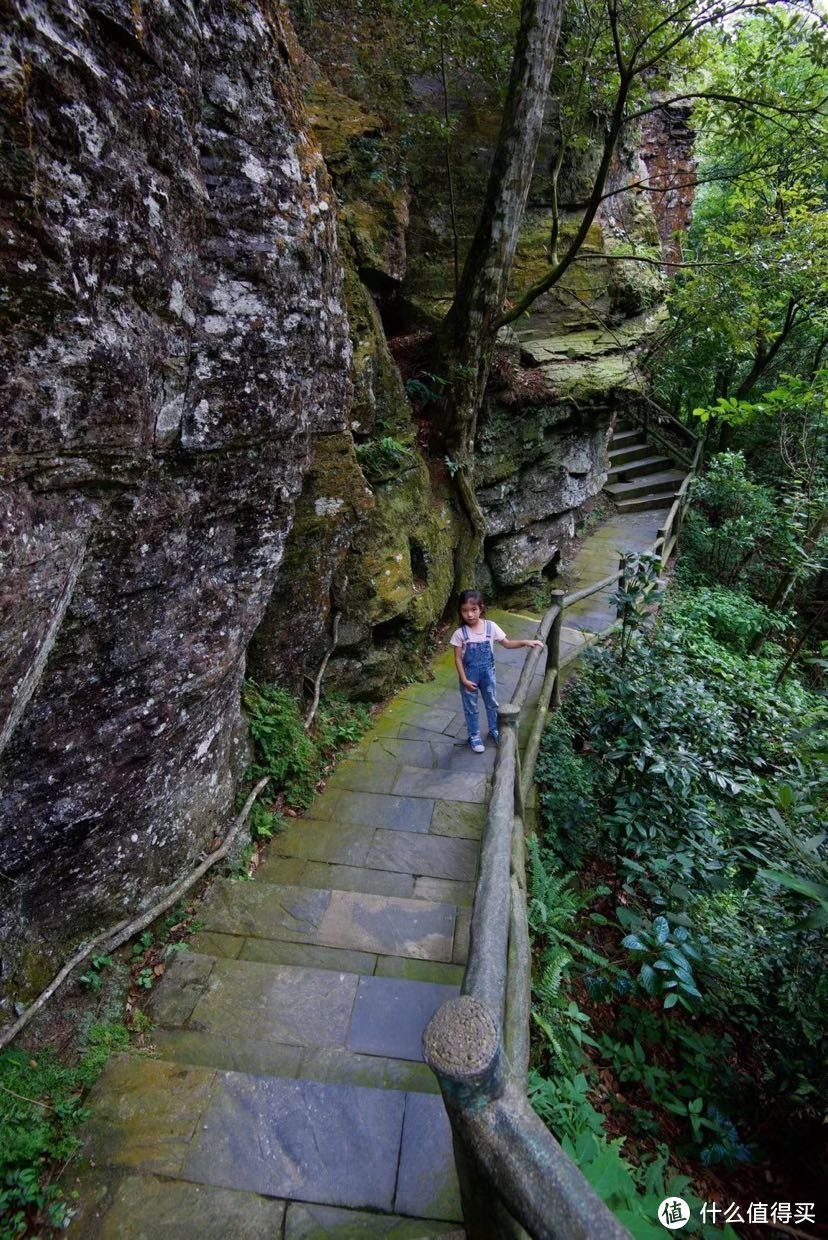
[434,0,563,589]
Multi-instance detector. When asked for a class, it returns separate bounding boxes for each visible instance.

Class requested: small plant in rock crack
[78,954,113,993]
[134,967,155,991]
[617,910,703,1010]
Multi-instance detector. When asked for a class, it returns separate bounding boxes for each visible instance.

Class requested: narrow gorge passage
[67,506,669,1238]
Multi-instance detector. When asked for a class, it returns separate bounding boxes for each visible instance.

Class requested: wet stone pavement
[68,508,668,1239]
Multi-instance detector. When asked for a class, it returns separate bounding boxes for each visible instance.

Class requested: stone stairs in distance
[605,422,686,513]
[67,615,546,1239]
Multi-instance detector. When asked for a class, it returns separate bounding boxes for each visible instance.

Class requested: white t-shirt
[449,620,506,648]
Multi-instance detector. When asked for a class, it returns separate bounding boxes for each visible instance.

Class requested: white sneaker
[470,737,485,753]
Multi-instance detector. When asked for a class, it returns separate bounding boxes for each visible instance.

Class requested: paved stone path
[68,510,667,1240]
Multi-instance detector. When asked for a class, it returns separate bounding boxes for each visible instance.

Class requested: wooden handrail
[425,439,704,1238]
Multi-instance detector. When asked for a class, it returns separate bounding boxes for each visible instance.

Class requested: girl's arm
[498,637,544,649]
[454,644,477,689]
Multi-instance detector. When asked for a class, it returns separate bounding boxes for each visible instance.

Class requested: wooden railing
[639,403,700,470]
[423,436,703,1240]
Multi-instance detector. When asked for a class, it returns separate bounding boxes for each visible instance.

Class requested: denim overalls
[459,621,499,744]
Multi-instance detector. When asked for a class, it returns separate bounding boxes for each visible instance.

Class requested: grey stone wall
[0,0,350,1002]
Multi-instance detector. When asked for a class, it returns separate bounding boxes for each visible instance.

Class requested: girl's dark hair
[457,589,486,623]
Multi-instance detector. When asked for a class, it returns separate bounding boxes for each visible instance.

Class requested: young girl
[449,590,544,752]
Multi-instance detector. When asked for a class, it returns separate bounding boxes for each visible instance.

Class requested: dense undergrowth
[528,560,826,1234]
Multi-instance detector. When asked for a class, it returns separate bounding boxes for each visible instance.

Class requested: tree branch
[0,778,269,1052]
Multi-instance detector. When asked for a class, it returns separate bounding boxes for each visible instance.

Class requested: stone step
[75,1054,462,1227]
[609,427,643,446]
[70,1177,465,1240]
[606,453,672,482]
[147,951,457,1092]
[198,879,461,963]
[616,493,679,513]
[608,441,651,465]
[259,821,479,883]
[606,469,685,500]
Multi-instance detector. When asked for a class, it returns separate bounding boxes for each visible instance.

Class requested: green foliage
[78,954,113,994]
[0,1024,130,1238]
[243,683,371,811]
[354,436,415,484]
[533,714,597,866]
[531,581,826,1202]
[243,683,318,808]
[610,551,663,662]
[670,585,788,654]
[679,453,779,589]
[617,910,703,1010]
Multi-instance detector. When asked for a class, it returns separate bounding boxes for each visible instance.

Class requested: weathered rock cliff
[0,0,350,1001]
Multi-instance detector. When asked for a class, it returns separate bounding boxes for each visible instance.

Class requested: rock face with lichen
[0,0,350,1003]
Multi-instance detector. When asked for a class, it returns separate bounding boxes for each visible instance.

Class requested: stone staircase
[68,621,546,1239]
[605,422,686,513]
[67,510,676,1237]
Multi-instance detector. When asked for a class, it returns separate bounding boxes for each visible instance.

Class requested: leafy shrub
[533,714,598,866]
[681,453,779,587]
[531,582,826,1197]
[669,585,789,654]
[0,1024,129,1238]
[242,683,370,810]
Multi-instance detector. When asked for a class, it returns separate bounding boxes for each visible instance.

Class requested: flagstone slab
[154,1029,305,1080]
[183,1074,406,1211]
[383,704,457,734]
[414,877,475,906]
[373,956,465,986]
[434,743,497,774]
[361,737,438,769]
[284,1202,464,1238]
[397,724,461,745]
[429,800,486,839]
[395,1093,462,1222]
[323,762,400,795]
[320,891,456,960]
[238,938,377,975]
[201,884,455,960]
[366,831,478,881]
[255,854,308,884]
[302,793,342,820]
[347,977,459,1062]
[148,952,216,1029]
[266,821,374,867]
[330,791,435,832]
[68,1172,287,1239]
[187,931,245,960]
[200,881,331,940]
[298,1047,439,1095]
[186,959,359,1049]
[299,862,415,899]
[392,767,487,804]
[81,1056,216,1177]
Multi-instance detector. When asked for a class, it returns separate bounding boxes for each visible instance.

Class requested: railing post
[616,554,627,619]
[547,591,565,709]
[498,702,523,819]
[424,996,506,1240]
[656,526,668,571]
